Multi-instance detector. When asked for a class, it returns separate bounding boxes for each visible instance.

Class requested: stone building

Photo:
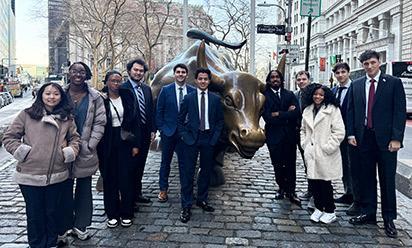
[0,0,16,79]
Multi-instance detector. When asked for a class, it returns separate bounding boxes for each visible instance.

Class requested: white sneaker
[310,208,324,222]
[307,196,315,210]
[121,218,132,227]
[72,227,90,240]
[107,218,119,228]
[320,212,337,224]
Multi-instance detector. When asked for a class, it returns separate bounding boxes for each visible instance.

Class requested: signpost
[257,24,286,35]
[300,0,321,17]
[277,44,300,64]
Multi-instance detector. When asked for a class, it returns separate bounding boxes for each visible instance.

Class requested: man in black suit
[347,50,406,238]
[332,62,361,216]
[120,59,156,205]
[262,70,301,206]
[177,68,224,223]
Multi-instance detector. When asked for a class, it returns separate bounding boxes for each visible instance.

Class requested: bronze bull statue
[151,29,270,185]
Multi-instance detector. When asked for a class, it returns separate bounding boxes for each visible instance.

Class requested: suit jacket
[347,73,406,150]
[263,87,300,146]
[177,90,224,146]
[156,82,196,137]
[332,85,349,126]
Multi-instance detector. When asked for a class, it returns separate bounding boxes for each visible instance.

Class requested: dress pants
[348,145,362,206]
[309,179,335,213]
[20,181,65,248]
[58,177,93,234]
[268,140,297,194]
[359,128,398,220]
[135,129,151,197]
[340,141,353,196]
[179,131,214,208]
[159,132,183,191]
[102,127,131,220]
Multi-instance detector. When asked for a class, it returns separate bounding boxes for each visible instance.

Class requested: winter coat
[300,104,345,181]
[65,84,106,178]
[2,111,80,186]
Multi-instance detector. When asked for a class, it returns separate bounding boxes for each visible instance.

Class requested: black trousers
[102,127,131,220]
[348,144,362,205]
[135,131,151,198]
[267,140,297,194]
[359,128,398,220]
[309,179,335,213]
[20,181,65,248]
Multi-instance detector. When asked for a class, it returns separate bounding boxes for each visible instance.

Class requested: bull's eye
[224,96,236,108]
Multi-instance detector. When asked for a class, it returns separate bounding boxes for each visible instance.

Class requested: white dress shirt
[197,88,210,130]
[271,88,281,99]
[109,97,124,127]
[337,80,351,106]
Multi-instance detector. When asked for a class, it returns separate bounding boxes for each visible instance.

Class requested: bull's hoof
[210,166,225,187]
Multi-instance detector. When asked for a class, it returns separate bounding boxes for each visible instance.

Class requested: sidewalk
[0,147,411,247]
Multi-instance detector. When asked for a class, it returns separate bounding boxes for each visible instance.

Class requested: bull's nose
[239,127,265,142]
[240,128,249,138]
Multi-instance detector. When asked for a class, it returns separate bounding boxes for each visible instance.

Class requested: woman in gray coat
[58,62,106,241]
[3,82,80,248]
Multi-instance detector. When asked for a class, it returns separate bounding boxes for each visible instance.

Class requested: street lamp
[258,1,292,43]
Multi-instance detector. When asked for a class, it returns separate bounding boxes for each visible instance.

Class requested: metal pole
[249,0,256,75]
[182,0,188,49]
[304,15,312,71]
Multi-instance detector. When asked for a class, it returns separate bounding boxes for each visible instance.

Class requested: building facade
[48,0,69,76]
[0,0,16,79]
[283,0,405,88]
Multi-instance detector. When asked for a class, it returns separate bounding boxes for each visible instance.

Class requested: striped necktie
[136,84,146,124]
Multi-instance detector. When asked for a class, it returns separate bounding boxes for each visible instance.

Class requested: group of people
[263,49,406,238]
[2,58,223,248]
[1,48,406,247]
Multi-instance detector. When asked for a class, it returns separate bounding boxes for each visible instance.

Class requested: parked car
[0,92,8,106]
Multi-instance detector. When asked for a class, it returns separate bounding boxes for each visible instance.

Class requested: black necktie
[200,91,206,131]
[275,91,280,100]
[336,86,346,103]
[178,87,183,111]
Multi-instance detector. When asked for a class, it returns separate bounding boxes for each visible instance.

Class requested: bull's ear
[197,40,207,68]
[259,81,266,94]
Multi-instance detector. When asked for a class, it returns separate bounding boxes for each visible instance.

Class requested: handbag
[109,98,136,142]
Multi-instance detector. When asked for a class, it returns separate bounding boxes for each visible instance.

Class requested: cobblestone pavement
[0,147,411,247]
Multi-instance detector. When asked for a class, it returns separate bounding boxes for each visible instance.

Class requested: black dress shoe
[346,203,361,216]
[180,208,191,223]
[334,194,353,205]
[349,214,377,225]
[274,190,285,200]
[286,193,301,207]
[384,219,398,238]
[196,201,215,212]
[136,195,152,203]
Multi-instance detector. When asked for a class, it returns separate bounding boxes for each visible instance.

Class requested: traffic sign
[300,0,321,17]
[257,24,286,35]
[277,44,300,64]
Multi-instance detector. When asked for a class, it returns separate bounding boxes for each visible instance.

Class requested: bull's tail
[187,29,246,50]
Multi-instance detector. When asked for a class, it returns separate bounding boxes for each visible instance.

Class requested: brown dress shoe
[158,191,168,202]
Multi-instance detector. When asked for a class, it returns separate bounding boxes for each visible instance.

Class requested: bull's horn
[277,52,287,76]
[196,41,225,86]
[188,28,246,50]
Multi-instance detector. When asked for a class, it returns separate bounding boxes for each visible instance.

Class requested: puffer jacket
[65,84,106,178]
[2,111,80,186]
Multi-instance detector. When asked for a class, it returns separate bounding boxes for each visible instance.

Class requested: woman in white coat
[300,84,345,224]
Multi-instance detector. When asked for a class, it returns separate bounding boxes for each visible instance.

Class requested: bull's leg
[209,144,226,187]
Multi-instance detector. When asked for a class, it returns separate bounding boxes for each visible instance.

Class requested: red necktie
[367,79,375,129]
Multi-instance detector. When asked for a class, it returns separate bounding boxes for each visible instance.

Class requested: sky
[16,0,48,66]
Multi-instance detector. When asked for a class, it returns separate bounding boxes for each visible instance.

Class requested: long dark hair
[303,83,340,108]
[25,83,73,120]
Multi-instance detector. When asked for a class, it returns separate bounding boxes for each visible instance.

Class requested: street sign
[257,24,286,35]
[300,0,321,17]
[277,44,300,64]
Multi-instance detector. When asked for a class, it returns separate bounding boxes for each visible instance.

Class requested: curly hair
[25,83,73,120]
[302,83,340,108]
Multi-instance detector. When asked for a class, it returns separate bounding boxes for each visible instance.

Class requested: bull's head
[197,41,266,159]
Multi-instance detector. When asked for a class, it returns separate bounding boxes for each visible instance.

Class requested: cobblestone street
[0,147,411,247]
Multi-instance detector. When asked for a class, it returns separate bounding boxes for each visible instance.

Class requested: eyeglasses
[70,70,86,76]
[109,80,122,84]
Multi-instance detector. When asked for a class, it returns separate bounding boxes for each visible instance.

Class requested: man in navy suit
[332,62,361,216]
[156,63,195,202]
[262,70,301,206]
[120,59,156,206]
[347,50,406,238]
[177,68,224,223]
